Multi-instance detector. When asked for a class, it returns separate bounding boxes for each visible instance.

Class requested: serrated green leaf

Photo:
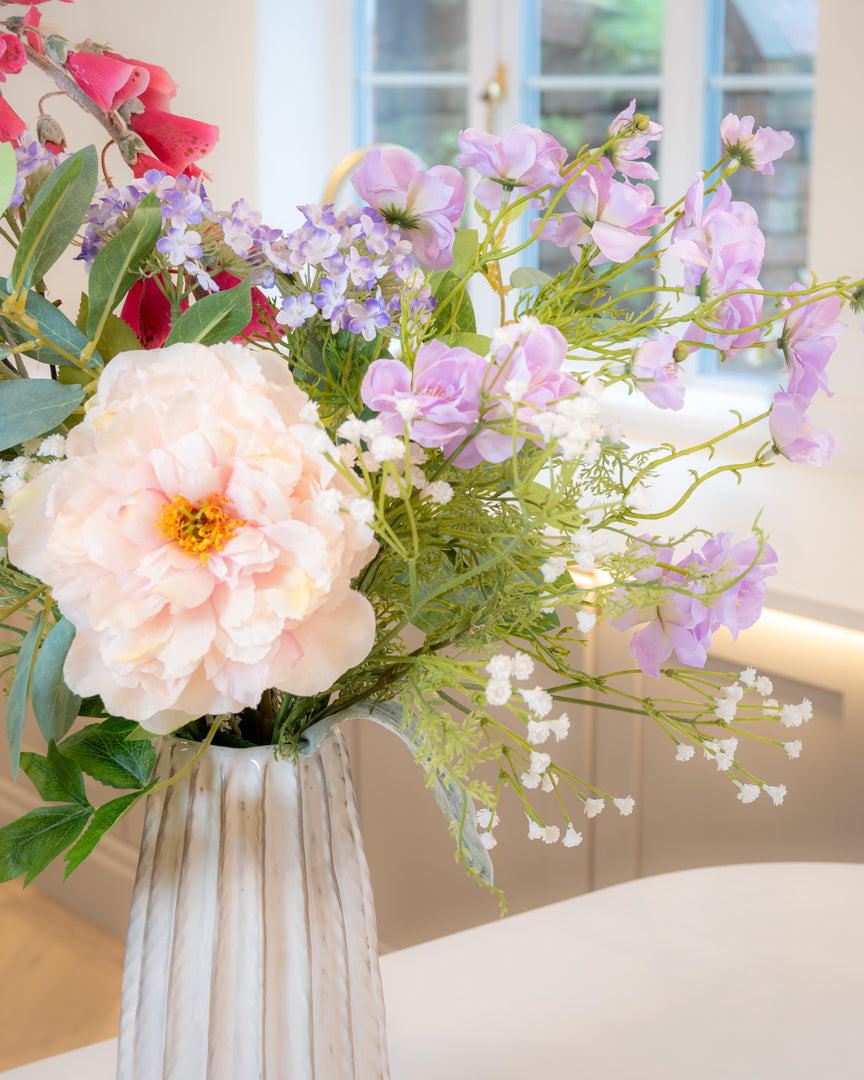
[20,740,90,808]
[447,332,491,356]
[5,609,46,780]
[165,284,252,347]
[86,193,162,340]
[93,312,141,360]
[0,141,16,215]
[510,266,553,289]
[64,783,155,877]
[11,147,98,292]
[30,617,82,743]
[0,283,97,368]
[0,803,91,885]
[0,379,85,453]
[450,228,479,278]
[60,717,156,790]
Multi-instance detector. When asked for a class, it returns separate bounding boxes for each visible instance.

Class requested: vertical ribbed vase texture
[116,728,389,1080]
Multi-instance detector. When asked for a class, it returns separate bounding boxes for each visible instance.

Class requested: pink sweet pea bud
[720,113,794,175]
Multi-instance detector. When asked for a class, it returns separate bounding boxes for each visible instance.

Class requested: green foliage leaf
[430,271,476,337]
[0,379,84,453]
[450,228,479,278]
[20,740,90,808]
[86,192,162,339]
[510,266,553,289]
[60,717,156,790]
[30,617,82,743]
[0,141,16,215]
[0,803,91,885]
[10,146,98,292]
[64,783,155,877]
[165,284,252,347]
[0,283,97,368]
[5,609,46,780]
[446,332,491,356]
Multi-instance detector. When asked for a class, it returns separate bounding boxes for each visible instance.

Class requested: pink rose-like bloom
[606,99,662,180]
[7,343,378,733]
[351,147,465,271]
[361,340,487,460]
[535,164,663,265]
[780,284,845,401]
[631,333,686,410]
[720,113,794,175]
[769,391,838,466]
[456,124,566,211]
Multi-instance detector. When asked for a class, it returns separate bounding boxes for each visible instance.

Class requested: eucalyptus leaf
[0,379,85,453]
[30,617,82,743]
[5,609,45,780]
[510,266,553,289]
[298,701,494,888]
[0,803,91,885]
[60,717,156,790]
[86,192,162,340]
[64,783,155,877]
[10,146,98,292]
[20,740,90,808]
[165,284,252,347]
[0,141,16,215]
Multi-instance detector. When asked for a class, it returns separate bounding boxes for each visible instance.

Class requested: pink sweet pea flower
[351,147,465,271]
[631,333,686,410]
[720,113,794,175]
[361,340,486,459]
[679,533,777,640]
[65,51,150,112]
[606,99,662,180]
[456,124,566,211]
[779,284,845,401]
[535,164,663,265]
[769,391,838,465]
[0,34,26,82]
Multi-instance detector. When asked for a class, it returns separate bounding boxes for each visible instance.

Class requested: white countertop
[5,862,863,1079]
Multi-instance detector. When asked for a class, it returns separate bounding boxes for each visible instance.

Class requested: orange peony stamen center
[157,493,246,563]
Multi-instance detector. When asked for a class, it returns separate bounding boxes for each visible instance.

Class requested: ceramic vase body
[116,729,389,1080]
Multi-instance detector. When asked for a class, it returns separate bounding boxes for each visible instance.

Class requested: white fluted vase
[116,728,389,1080]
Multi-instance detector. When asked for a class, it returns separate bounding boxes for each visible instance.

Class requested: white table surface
[5,862,863,1079]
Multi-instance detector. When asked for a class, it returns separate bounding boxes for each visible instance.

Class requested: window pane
[723,0,817,76]
[373,86,466,165]
[536,0,663,76]
[368,0,468,73]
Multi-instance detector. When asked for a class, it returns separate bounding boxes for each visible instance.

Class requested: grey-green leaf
[0,282,97,368]
[20,740,90,808]
[86,192,162,340]
[64,783,155,877]
[0,803,91,885]
[60,717,156,790]
[31,617,82,743]
[5,609,45,780]
[10,146,98,291]
[0,141,16,215]
[0,379,84,453]
[510,266,553,289]
[165,284,252,347]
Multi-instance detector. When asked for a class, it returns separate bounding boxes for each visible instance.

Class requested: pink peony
[456,124,566,211]
[351,147,465,271]
[720,113,794,175]
[7,343,378,733]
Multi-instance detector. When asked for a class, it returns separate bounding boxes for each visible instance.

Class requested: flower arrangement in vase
[0,2,859,1076]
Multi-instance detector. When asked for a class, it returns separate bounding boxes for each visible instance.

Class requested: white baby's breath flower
[739,666,757,688]
[549,714,570,741]
[369,434,405,463]
[780,699,812,727]
[783,740,803,759]
[475,808,500,830]
[486,654,512,680]
[336,416,365,445]
[576,611,596,634]
[37,434,66,458]
[563,825,583,848]
[485,678,512,707]
[521,769,542,789]
[505,379,529,403]
[541,556,568,583]
[394,397,420,422]
[421,481,453,505]
[584,798,605,819]
[480,831,498,849]
[763,783,788,806]
[349,498,375,526]
[541,773,555,792]
[521,686,553,718]
[755,676,774,697]
[314,489,342,515]
[338,443,359,468]
[511,652,535,680]
[624,485,651,511]
[382,474,401,497]
[675,743,695,762]
[298,400,320,422]
[527,820,543,840]
[762,698,779,715]
[713,697,738,724]
[529,751,551,775]
[527,719,551,745]
[541,825,560,844]
[704,737,738,771]
[736,782,761,804]
[614,796,635,816]
[407,443,428,465]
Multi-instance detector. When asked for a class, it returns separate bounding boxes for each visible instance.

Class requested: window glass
[536,0,663,76]
[368,0,469,73]
[372,86,466,165]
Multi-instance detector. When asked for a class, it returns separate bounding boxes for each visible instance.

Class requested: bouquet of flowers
[0,2,858,900]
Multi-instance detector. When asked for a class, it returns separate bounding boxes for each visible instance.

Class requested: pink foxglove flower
[7,343,378,733]
[780,284,845,401]
[65,51,150,112]
[606,100,662,180]
[769,391,839,465]
[720,113,794,175]
[0,33,26,82]
[351,147,465,271]
[457,124,566,210]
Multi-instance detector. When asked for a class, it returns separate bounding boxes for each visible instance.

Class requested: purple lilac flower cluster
[610,533,778,678]
[9,131,64,207]
[272,203,434,340]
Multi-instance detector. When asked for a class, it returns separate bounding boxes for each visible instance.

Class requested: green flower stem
[0,583,49,624]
